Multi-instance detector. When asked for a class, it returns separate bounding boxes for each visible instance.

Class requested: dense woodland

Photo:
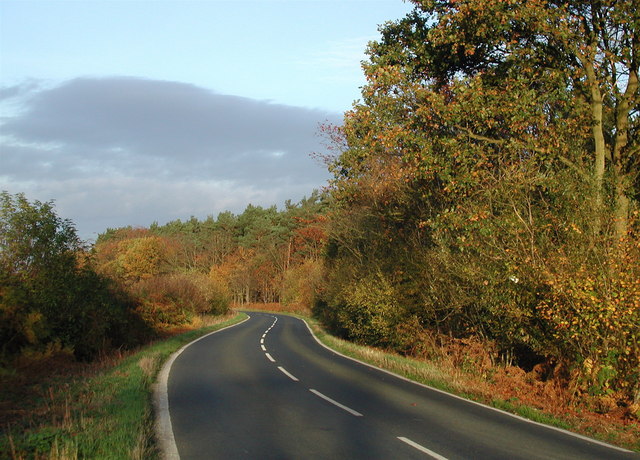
[93,193,328,319]
[1,0,638,417]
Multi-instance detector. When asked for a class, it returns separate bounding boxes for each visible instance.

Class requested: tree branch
[454,125,505,145]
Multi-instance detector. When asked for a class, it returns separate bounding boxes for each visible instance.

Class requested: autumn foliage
[0,192,151,363]
[314,0,640,415]
[1,0,637,426]
[92,193,328,327]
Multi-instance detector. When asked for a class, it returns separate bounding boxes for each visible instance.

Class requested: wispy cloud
[298,36,374,84]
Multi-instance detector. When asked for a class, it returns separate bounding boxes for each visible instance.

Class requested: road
[165,312,638,459]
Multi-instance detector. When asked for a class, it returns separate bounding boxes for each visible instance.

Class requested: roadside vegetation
[314,0,639,429]
[0,313,245,459]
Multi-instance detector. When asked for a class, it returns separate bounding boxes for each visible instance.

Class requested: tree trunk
[583,57,607,234]
[612,67,638,239]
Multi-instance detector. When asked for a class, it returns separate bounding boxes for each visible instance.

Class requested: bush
[538,238,640,403]
[335,271,402,348]
[131,273,229,328]
[0,192,149,362]
[281,259,324,311]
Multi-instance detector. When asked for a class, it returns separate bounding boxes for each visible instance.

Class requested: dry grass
[138,354,159,381]
[235,302,312,316]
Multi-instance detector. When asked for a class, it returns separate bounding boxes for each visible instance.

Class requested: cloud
[0,77,340,239]
[298,36,374,84]
[0,80,41,102]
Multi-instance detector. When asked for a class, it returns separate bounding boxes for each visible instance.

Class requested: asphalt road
[166,312,638,459]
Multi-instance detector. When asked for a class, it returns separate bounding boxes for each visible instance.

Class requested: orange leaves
[537,238,640,397]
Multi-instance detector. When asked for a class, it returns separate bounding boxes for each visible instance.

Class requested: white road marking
[397,437,448,459]
[261,344,267,351]
[265,353,275,362]
[277,366,299,381]
[260,338,264,344]
[298,314,636,455]
[309,389,363,417]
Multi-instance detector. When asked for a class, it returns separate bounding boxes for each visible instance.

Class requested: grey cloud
[0,81,41,102]
[1,77,340,183]
[0,77,340,239]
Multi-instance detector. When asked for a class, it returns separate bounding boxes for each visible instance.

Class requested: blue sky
[0,0,413,240]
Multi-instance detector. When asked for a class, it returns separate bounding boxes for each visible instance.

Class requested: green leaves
[1,192,147,362]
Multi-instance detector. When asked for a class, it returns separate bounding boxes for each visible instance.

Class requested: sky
[0,0,414,241]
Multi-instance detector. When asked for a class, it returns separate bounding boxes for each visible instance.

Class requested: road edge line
[309,389,363,416]
[154,314,251,460]
[397,437,448,459]
[298,316,633,454]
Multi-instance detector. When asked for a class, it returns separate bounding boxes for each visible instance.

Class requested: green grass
[1,313,247,460]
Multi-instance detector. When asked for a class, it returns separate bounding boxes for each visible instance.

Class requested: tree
[364,0,638,237]
[320,0,639,404]
[1,192,82,356]
[1,192,146,360]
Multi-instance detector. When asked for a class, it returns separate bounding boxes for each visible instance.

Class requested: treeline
[92,192,327,324]
[314,0,639,411]
[0,191,327,364]
[2,0,637,416]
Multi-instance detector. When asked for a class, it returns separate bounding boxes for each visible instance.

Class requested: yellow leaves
[22,311,44,345]
[536,237,640,397]
[115,236,169,283]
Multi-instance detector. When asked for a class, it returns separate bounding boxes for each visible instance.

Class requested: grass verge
[1,312,247,460]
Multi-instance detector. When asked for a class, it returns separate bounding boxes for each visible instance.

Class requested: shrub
[0,192,149,362]
[131,273,229,328]
[336,271,402,348]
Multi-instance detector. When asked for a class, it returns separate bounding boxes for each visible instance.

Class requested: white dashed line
[309,389,363,417]
[265,353,275,362]
[397,437,448,459]
[277,366,299,382]
[261,344,267,351]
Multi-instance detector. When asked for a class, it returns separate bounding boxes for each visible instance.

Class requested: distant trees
[0,192,148,362]
[315,0,639,407]
[93,192,329,318]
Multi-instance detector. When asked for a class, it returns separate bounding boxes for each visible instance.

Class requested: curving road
[164,312,638,459]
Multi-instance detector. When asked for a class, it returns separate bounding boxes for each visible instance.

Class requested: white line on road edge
[298,318,633,454]
[265,352,275,362]
[155,314,251,460]
[398,437,448,459]
[309,389,363,417]
[277,366,300,381]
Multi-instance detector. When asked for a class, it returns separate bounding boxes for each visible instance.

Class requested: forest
[1,0,638,421]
